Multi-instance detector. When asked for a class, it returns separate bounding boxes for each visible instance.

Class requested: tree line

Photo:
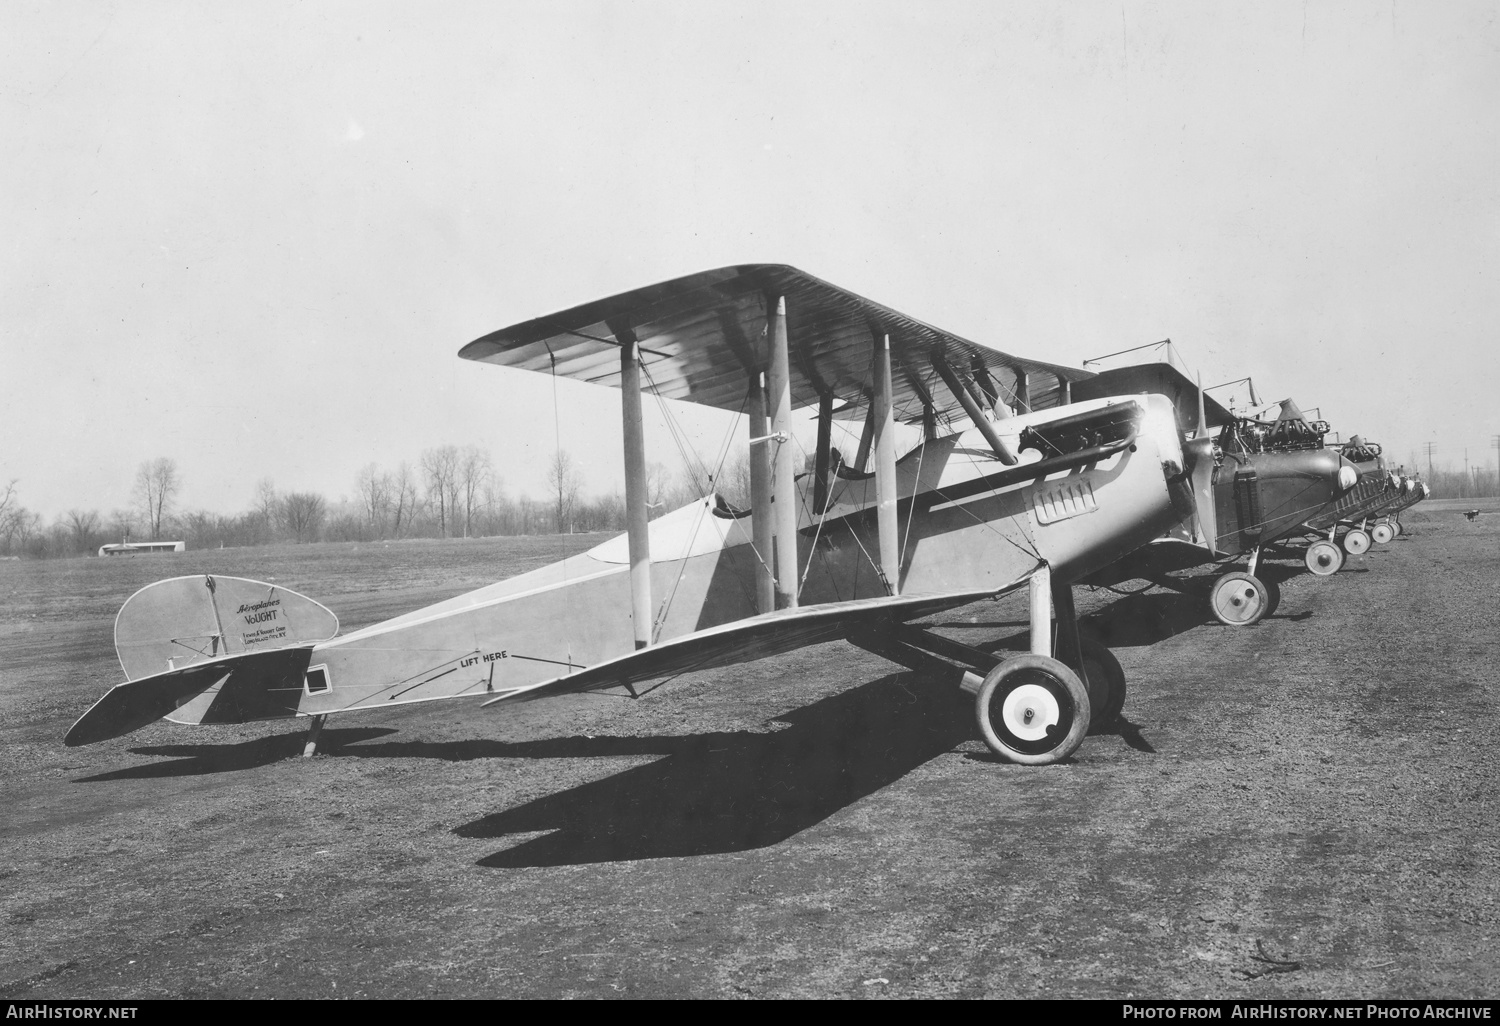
[0,445,742,559]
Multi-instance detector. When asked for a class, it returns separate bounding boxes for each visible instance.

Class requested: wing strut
[614,321,653,650]
[767,295,799,609]
[930,351,1018,465]
[872,332,900,595]
[747,372,776,614]
[813,392,834,516]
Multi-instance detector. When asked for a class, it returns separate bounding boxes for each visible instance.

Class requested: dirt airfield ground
[2,502,1498,1000]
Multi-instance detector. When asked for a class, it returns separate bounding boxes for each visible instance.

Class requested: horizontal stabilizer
[66,645,314,746]
[115,575,337,681]
[484,589,1000,707]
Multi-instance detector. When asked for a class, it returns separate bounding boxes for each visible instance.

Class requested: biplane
[1072,364,1360,626]
[69,265,1205,766]
[1372,475,1429,539]
[1292,435,1407,574]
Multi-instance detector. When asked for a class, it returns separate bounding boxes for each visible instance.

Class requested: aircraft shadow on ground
[74,726,397,782]
[72,672,1156,865]
[448,674,982,868]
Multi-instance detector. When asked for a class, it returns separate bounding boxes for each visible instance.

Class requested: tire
[1262,576,1282,618]
[975,654,1090,765]
[1305,539,1343,576]
[1371,522,1394,545]
[1343,528,1371,555]
[1210,571,1270,626]
[1073,636,1126,732]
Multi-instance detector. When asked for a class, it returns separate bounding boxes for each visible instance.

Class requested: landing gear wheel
[1371,521,1395,545]
[975,654,1090,765]
[1343,528,1371,555]
[1262,576,1282,618]
[1210,572,1270,626]
[1305,539,1344,576]
[1072,636,1126,733]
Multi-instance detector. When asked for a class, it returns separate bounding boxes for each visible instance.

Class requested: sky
[4,0,1498,520]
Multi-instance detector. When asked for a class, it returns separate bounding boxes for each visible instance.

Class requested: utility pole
[1492,434,1499,495]
[1425,442,1436,479]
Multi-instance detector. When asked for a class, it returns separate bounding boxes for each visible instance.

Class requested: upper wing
[459,264,1091,424]
[1071,362,1231,434]
[482,588,1003,706]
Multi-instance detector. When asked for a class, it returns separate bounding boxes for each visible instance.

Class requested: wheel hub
[1001,683,1060,742]
[1213,578,1264,624]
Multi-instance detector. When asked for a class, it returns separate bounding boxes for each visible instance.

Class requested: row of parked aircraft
[67,265,1428,766]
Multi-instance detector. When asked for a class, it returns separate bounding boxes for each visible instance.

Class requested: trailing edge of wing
[459,264,1091,422]
[482,589,1002,706]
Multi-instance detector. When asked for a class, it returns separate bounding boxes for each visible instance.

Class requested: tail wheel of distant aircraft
[1209,572,1270,627]
[975,654,1090,765]
[1371,522,1395,545]
[1073,636,1126,733]
[1342,528,1372,556]
[1305,539,1344,576]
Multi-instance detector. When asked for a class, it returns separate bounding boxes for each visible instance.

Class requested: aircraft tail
[68,574,341,746]
[114,574,338,680]
[66,645,315,746]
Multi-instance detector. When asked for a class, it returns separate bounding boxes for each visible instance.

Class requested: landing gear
[849,565,1107,763]
[1342,528,1371,555]
[1210,571,1271,626]
[302,714,326,758]
[1262,576,1282,618]
[1054,585,1125,731]
[1305,538,1343,575]
[1074,635,1126,732]
[1371,521,1395,545]
[974,654,1090,765]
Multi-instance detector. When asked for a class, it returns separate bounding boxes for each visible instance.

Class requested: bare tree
[10,509,41,549]
[420,445,460,537]
[280,492,327,543]
[458,446,492,538]
[0,480,20,549]
[354,463,390,534]
[390,461,420,538]
[253,478,279,529]
[133,458,180,539]
[106,507,137,543]
[64,509,101,554]
[0,482,29,554]
[717,449,752,510]
[645,461,674,520]
[547,449,582,533]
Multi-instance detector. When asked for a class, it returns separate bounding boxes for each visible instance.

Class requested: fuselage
[168,394,1189,725]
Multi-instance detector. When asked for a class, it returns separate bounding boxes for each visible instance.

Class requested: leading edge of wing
[481,588,1002,707]
[457,264,1093,416]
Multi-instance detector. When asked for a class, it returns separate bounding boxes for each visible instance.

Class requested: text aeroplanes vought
[71,265,1205,766]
